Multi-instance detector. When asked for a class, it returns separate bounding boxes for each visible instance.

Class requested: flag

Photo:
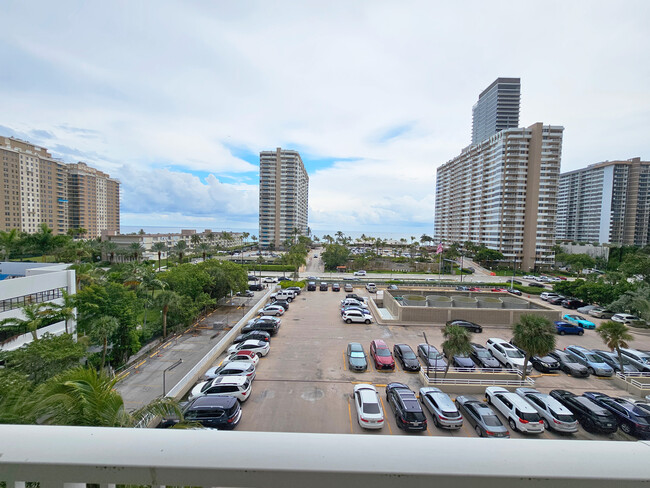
[436,242,443,254]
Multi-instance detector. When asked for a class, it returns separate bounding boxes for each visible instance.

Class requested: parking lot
[198,285,650,440]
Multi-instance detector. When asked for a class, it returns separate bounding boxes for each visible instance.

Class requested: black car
[241,318,280,335]
[507,288,523,296]
[548,295,566,305]
[583,392,650,439]
[277,277,291,281]
[393,344,421,372]
[469,343,501,370]
[550,389,618,434]
[385,383,427,431]
[159,396,241,430]
[346,293,365,302]
[319,282,329,291]
[562,298,586,310]
[233,330,271,344]
[307,282,317,291]
[548,350,589,377]
[248,283,263,291]
[530,354,561,373]
[247,275,257,281]
[446,319,482,333]
[528,282,545,288]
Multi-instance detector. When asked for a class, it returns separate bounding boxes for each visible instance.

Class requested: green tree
[0,302,58,342]
[511,314,556,381]
[322,243,350,270]
[199,260,248,299]
[474,248,504,266]
[129,242,145,262]
[156,290,182,339]
[596,321,633,373]
[151,241,168,270]
[441,325,472,377]
[0,228,20,260]
[190,233,202,248]
[68,262,104,290]
[50,289,76,334]
[89,315,119,370]
[0,368,34,424]
[608,286,650,322]
[198,242,211,261]
[160,263,212,301]
[174,240,188,263]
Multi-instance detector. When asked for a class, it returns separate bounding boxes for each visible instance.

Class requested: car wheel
[506,363,513,370]
[559,331,565,335]
[287,297,292,302]
[582,418,594,432]
[588,367,595,375]
[256,352,262,358]
[620,422,633,435]
[345,319,352,324]
[486,395,491,405]
[432,414,440,427]
[542,418,550,430]
[578,330,584,336]
[365,319,370,324]
[475,425,483,437]
[509,419,517,432]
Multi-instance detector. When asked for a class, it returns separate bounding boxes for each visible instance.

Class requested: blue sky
[1,1,649,238]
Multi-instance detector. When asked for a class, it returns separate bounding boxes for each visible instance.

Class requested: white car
[485,338,533,373]
[515,387,578,433]
[223,351,260,367]
[259,305,285,316]
[365,283,377,293]
[341,298,368,310]
[227,340,270,357]
[523,275,536,280]
[189,376,252,402]
[540,292,560,301]
[354,270,367,276]
[342,309,373,324]
[612,313,645,325]
[485,387,544,434]
[353,384,384,429]
[202,362,256,381]
[262,277,278,283]
[620,348,650,372]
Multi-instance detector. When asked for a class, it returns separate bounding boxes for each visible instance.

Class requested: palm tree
[68,262,101,289]
[129,242,145,262]
[441,325,472,377]
[335,231,345,243]
[156,290,182,339]
[89,315,119,370]
[242,232,250,247]
[190,233,202,249]
[597,321,634,373]
[174,240,188,264]
[220,231,233,249]
[0,302,57,341]
[511,314,556,381]
[50,289,76,334]
[30,223,56,258]
[31,367,183,427]
[151,242,168,270]
[0,228,19,260]
[101,240,118,263]
[198,242,211,261]
[139,268,166,299]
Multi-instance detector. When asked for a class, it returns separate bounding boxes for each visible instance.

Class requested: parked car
[612,313,647,326]
[270,290,295,302]
[469,343,501,370]
[343,309,373,324]
[550,390,618,434]
[562,314,596,329]
[236,290,255,297]
[227,340,270,357]
[223,350,260,367]
[365,283,377,293]
[346,293,365,302]
[392,344,421,371]
[319,282,329,291]
[449,352,475,370]
[548,295,567,305]
[561,298,586,310]
[202,361,256,381]
[485,387,544,434]
[619,348,650,373]
[344,283,353,292]
[417,343,447,371]
[583,392,650,438]
[507,288,523,296]
[554,321,584,336]
[528,282,545,288]
[249,283,263,291]
[577,305,598,314]
[547,350,589,377]
[370,339,395,370]
[286,286,301,295]
[385,383,427,431]
[159,396,242,430]
[446,319,482,333]
[456,285,470,291]
[241,318,280,335]
[307,281,317,291]
[592,350,639,373]
[189,376,252,402]
[486,338,532,373]
[455,395,509,438]
[332,283,341,292]
[530,354,561,373]
[419,387,463,429]
[515,387,578,433]
[341,305,369,317]
[232,330,271,344]
[346,342,368,372]
[564,345,614,376]
[540,292,560,301]
[259,305,285,317]
[588,307,615,319]
[352,384,384,429]
[341,298,368,309]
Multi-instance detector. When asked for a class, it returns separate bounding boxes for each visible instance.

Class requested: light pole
[460,252,464,284]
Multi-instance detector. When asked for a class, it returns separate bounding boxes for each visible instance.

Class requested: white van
[365,283,377,293]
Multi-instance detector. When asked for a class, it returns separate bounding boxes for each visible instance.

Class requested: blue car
[583,392,650,439]
[565,345,614,376]
[563,314,596,329]
[554,321,585,336]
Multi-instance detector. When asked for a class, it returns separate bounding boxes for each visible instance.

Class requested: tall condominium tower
[557,158,650,246]
[435,123,564,271]
[0,136,120,238]
[471,78,521,145]
[259,148,309,249]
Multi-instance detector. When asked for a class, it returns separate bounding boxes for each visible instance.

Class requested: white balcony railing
[1,425,649,487]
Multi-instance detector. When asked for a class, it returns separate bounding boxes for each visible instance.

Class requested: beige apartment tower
[434,123,564,271]
[0,136,119,238]
[259,148,309,249]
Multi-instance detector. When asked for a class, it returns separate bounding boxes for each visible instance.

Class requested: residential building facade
[259,148,309,248]
[435,123,564,270]
[0,136,119,238]
[556,158,650,246]
[471,77,521,145]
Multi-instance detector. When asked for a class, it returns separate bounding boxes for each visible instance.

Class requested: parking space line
[425,425,432,436]
[380,397,393,435]
[347,398,353,434]
[342,352,347,371]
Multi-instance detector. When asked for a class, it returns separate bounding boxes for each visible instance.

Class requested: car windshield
[376,348,391,357]
[506,349,524,359]
[424,348,442,359]
[585,354,605,363]
[456,353,470,359]
[350,352,365,358]
[402,350,416,359]
[573,315,585,321]
[363,403,381,414]
[483,415,502,427]
[476,350,491,358]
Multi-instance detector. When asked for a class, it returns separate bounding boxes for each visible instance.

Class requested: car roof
[424,390,456,409]
[395,343,413,352]
[188,395,238,408]
[372,339,388,348]
[210,376,247,386]
[356,387,379,403]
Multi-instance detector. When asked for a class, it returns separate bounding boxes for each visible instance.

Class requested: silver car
[419,387,463,429]
[515,387,578,433]
[202,362,256,381]
[620,348,650,373]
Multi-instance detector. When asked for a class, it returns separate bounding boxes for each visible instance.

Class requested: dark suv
[386,383,427,431]
[319,282,328,291]
[159,396,241,430]
[307,282,317,291]
[550,389,618,434]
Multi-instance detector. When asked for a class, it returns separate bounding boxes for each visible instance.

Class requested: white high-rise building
[259,148,309,249]
[557,158,650,246]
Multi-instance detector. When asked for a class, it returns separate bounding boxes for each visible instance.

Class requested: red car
[468,287,481,292]
[491,288,508,292]
[370,339,395,370]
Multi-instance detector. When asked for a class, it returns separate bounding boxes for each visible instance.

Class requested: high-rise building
[435,123,564,271]
[557,158,650,246]
[471,78,521,145]
[259,148,309,249]
[0,136,120,238]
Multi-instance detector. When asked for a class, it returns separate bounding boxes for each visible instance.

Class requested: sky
[1,1,649,238]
